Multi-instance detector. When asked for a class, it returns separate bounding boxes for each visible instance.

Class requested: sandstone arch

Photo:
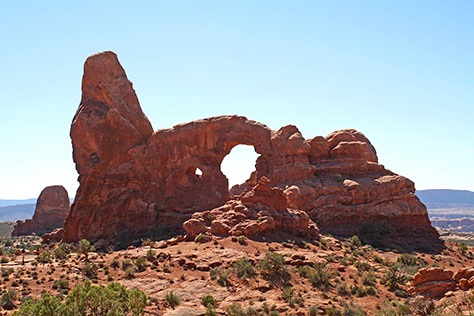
[60,51,439,248]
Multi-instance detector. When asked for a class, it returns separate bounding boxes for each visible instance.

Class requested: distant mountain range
[0,198,36,208]
[416,189,474,207]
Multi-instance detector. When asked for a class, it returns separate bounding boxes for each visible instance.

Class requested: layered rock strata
[12,186,70,236]
[409,267,474,298]
[61,51,438,245]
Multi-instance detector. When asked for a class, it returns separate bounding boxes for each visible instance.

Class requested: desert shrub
[13,281,147,316]
[336,282,350,296]
[135,258,147,272]
[54,247,67,260]
[397,253,427,273]
[226,303,245,316]
[164,291,181,309]
[82,262,98,280]
[125,266,137,279]
[309,305,318,316]
[232,258,255,279]
[77,239,95,260]
[36,251,51,264]
[300,262,333,289]
[458,242,468,253]
[110,258,120,269]
[237,236,248,246]
[375,301,411,316]
[382,265,408,290]
[280,288,300,306]
[146,249,155,261]
[258,252,290,284]
[122,259,133,271]
[52,277,69,292]
[341,302,366,316]
[325,307,342,316]
[362,271,376,286]
[352,285,367,297]
[216,269,230,287]
[345,235,362,250]
[201,295,217,308]
[1,289,16,310]
[365,286,376,296]
[195,233,211,243]
[355,260,372,272]
[206,305,217,316]
[0,256,8,263]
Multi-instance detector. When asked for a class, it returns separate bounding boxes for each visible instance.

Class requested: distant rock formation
[61,51,439,247]
[12,186,69,236]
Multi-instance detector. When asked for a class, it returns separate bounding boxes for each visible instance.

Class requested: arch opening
[195,168,203,177]
[220,145,259,190]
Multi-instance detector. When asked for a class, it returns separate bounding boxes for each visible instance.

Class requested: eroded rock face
[183,177,319,238]
[62,51,439,245]
[408,268,456,298]
[12,186,69,236]
[409,267,474,298]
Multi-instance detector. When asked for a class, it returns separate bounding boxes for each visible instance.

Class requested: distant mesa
[53,51,439,249]
[12,185,70,237]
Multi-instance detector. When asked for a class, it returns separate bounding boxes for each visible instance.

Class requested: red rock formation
[409,267,474,298]
[12,186,69,236]
[61,51,439,246]
[408,268,457,298]
[183,177,319,238]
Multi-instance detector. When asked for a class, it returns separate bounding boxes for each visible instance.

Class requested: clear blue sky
[0,1,473,199]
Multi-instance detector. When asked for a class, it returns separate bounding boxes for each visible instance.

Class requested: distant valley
[417,189,474,232]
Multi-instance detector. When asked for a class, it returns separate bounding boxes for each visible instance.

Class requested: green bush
[54,247,67,260]
[383,265,408,290]
[77,239,95,260]
[82,262,98,280]
[206,305,217,316]
[13,281,147,316]
[135,258,147,272]
[336,282,350,296]
[232,258,255,279]
[201,295,217,308]
[1,289,16,310]
[258,252,290,284]
[226,303,245,316]
[459,243,468,253]
[164,291,181,309]
[309,305,318,316]
[215,269,230,287]
[300,262,333,289]
[110,258,120,269]
[146,249,155,262]
[362,272,376,286]
[125,266,137,279]
[122,259,133,271]
[36,251,51,264]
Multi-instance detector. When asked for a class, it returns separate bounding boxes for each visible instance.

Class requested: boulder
[12,186,69,236]
[409,268,457,298]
